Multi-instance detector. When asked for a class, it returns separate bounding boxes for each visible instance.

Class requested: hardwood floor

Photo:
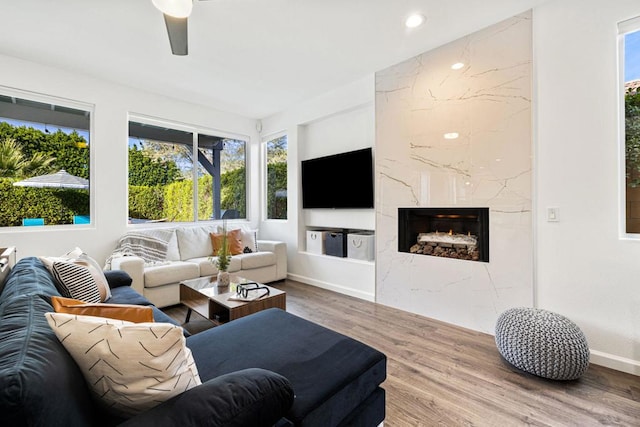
[163,279,640,426]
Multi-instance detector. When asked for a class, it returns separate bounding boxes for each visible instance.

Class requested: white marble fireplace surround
[375,11,533,334]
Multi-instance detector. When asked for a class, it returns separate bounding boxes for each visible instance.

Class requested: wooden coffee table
[179,276,286,325]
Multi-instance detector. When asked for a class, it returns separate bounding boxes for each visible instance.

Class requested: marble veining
[375,11,533,334]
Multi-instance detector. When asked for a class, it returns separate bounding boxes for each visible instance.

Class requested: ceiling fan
[152,0,211,56]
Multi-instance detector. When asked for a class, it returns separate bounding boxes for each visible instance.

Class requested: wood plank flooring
[163,279,640,426]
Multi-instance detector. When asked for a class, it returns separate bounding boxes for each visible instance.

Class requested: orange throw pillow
[51,296,154,323]
[210,229,243,256]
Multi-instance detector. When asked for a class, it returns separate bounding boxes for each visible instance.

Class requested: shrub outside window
[622,21,640,234]
[128,119,247,223]
[0,92,91,227]
[265,134,287,220]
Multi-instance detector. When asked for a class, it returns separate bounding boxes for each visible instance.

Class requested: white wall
[261,76,377,300]
[0,54,258,265]
[534,0,640,375]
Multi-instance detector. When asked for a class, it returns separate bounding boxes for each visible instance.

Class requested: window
[0,92,91,227]
[128,119,247,223]
[264,134,287,220]
[621,19,640,234]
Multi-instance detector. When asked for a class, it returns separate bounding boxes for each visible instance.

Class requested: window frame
[261,131,288,221]
[127,113,250,225]
[619,16,640,239]
[0,86,94,229]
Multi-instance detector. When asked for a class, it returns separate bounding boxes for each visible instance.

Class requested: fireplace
[398,207,489,262]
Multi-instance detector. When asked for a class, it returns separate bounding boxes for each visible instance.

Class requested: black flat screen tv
[301,147,374,209]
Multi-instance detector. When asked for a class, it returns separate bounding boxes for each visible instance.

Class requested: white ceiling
[0,0,549,119]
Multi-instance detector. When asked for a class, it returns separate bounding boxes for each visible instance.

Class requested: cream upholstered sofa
[107,224,287,308]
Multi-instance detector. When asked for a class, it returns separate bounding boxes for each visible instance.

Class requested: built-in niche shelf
[304,227,375,263]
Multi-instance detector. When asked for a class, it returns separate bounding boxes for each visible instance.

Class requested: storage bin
[347,232,375,261]
[325,232,347,257]
[306,230,327,254]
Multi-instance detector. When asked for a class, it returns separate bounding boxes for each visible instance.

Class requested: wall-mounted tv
[301,147,374,209]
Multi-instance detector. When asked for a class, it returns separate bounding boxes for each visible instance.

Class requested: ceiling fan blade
[163,15,188,56]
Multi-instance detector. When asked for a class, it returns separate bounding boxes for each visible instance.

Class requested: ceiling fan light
[152,0,193,18]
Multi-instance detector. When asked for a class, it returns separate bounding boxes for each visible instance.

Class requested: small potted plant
[213,221,232,286]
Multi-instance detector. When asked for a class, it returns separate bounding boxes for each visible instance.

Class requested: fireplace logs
[411,231,479,260]
[399,207,489,262]
[417,231,477,248]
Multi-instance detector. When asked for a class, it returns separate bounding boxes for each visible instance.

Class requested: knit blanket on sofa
[104,229,173,270]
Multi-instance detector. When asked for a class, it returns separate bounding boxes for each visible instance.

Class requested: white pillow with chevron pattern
[45,312,201,417]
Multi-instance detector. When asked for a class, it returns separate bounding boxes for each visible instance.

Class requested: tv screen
[301,148,374,209]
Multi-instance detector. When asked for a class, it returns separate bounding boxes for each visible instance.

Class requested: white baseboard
[590,349,640,376]
[287,273,375,302]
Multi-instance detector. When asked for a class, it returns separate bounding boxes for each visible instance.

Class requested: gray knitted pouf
[495,307,590,380]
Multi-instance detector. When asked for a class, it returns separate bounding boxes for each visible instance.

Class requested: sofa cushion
[238,251,277,270]
[176,225,217,260]
[45,312,202,418]
[119,368,295,427]
[0,257,61,304]
[51,296,154,323]
[144,261,199,288]
[0,294,97,426]
[104,269,133,288]
[185,256,242,276]
[187,257,217,276]
[188,308,387,426]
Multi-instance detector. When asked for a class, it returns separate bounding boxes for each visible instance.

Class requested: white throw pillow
[241,228,259,253]
[45,312,201,417]
[165,230,180,261]
[176,225,217,260]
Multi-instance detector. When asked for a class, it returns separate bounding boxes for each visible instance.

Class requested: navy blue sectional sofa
[0,257,386,426]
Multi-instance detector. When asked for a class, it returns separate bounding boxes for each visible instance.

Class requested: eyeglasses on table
[236,282,270,299]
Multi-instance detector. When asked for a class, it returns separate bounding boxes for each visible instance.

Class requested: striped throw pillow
[51,261,102,303]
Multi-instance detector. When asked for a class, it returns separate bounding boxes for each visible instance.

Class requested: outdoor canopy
[12,169,89,190]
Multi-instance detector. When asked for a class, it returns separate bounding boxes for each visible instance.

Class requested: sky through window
[625,30,640,81]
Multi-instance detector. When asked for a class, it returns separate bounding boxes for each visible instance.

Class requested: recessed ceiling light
[444,132,459,140]
[405,14,425,28]
[451,62,465,70]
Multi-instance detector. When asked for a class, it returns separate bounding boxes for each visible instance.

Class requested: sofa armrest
[109,256,145,296]
[257,240,287,280]
[118,368,294,427]
[103,270,133,289]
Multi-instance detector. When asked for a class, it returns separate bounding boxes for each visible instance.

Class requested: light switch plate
[547,207,559,222]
